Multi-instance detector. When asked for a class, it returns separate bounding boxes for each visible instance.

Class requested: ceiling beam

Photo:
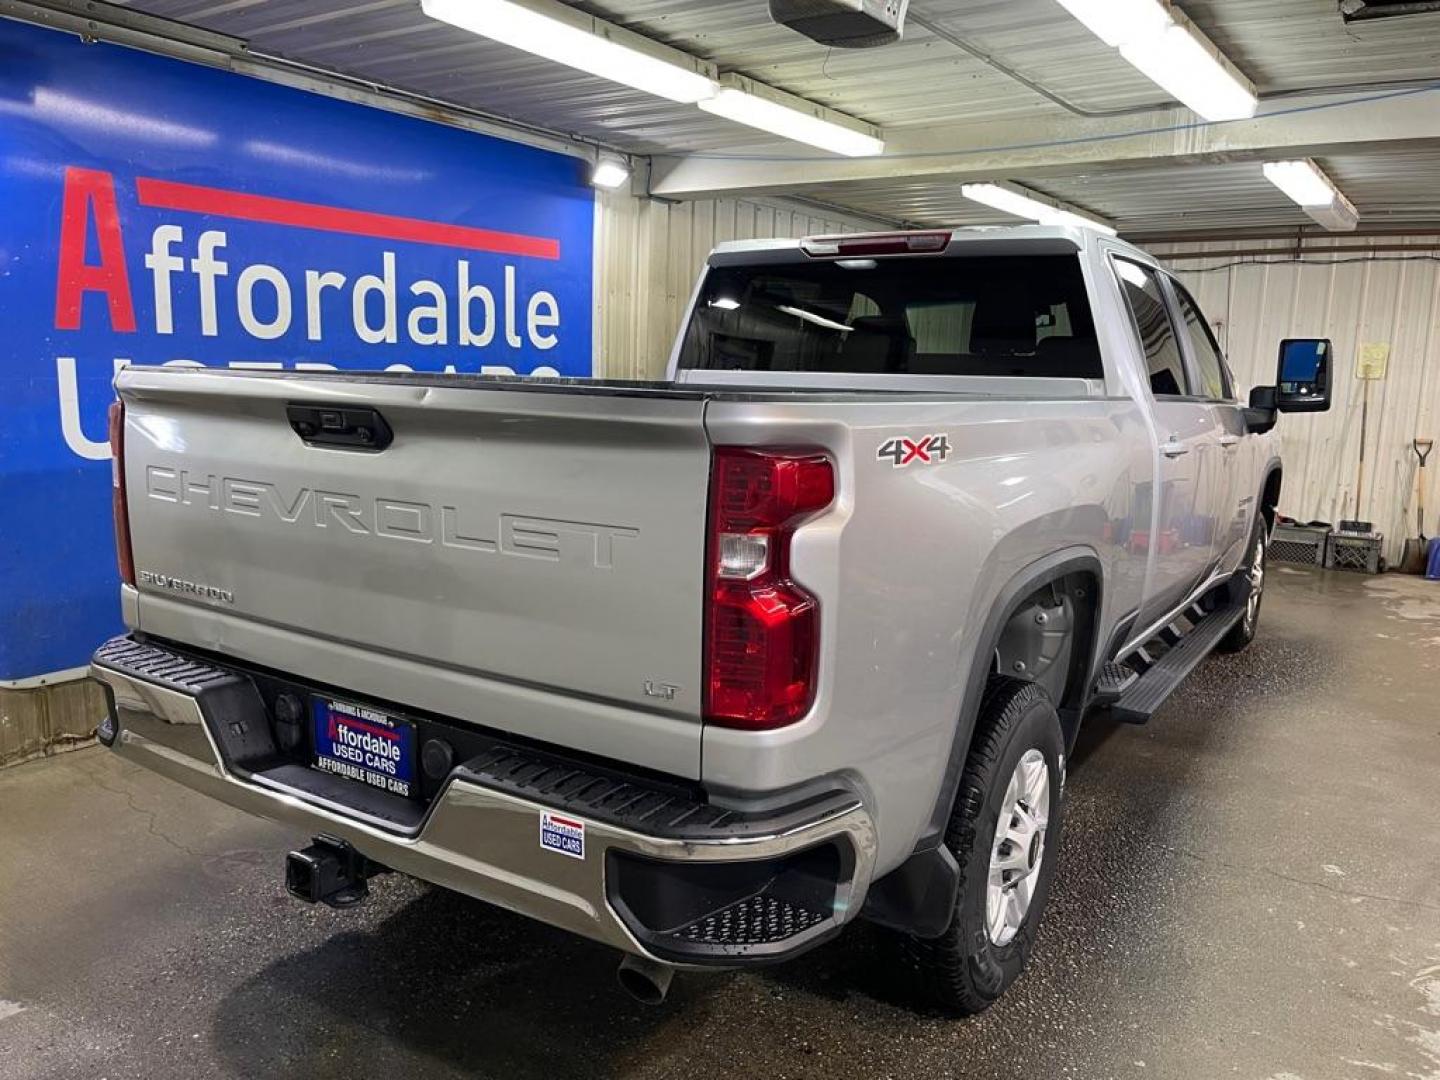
[649,87,1440,200]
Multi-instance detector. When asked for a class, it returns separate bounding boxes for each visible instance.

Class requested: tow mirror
[1275,338,1332,412]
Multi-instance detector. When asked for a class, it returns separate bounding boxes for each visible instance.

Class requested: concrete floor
[2,567,1439,1080]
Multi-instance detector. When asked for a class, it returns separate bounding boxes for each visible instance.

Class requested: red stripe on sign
[548,815,584,830]
[135,177,561,261]
[328,716,400,741]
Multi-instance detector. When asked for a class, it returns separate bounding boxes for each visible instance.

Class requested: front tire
[901,677,1066,1015]
[1217,517,1267,653]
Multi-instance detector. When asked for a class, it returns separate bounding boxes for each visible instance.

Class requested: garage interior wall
[592,190,881,380]
[1155,237,1440,563]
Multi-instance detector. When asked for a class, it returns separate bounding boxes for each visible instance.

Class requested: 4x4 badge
[878,434,952,468]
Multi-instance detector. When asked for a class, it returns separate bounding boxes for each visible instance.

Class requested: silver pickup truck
[90,226,1332,1013]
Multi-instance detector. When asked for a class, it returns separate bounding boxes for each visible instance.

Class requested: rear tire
[1218,516,1267,653]
[900,677,1066,1015]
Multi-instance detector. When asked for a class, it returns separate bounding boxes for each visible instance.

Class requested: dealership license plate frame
[311,695,418,800]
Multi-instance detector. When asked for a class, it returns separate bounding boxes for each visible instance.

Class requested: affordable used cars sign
[0,20,596,680]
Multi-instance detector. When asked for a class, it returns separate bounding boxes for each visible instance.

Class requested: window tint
[1115,259,1189,397]
[678,255,1101,379]
[1171,281,1230,400]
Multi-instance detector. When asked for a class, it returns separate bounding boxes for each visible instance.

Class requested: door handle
[1218,434,1241,448]
[1160,440,1190,458]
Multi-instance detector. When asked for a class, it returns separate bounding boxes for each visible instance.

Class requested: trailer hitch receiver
[285,835,381,908]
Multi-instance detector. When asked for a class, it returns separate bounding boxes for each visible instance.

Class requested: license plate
[311,697,416,799]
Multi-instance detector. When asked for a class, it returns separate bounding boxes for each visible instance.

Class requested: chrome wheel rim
[986,748,1051,947]
[1244,534,1265,630]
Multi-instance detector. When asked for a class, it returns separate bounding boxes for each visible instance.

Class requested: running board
[1105,603,1246,725]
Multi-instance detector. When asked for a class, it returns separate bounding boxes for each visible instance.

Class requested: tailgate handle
[287,405,393,451]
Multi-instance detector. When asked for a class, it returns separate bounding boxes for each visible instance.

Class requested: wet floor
[2,566,1439,1079]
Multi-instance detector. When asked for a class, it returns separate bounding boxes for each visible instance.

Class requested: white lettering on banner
[54,218,572,461]
[144,225,184,334]
[193,231,229,337]
[528,291,559,351]
[503,265,521,349]
[353,252,397,345]
[236,263,292,340]
[55,356,112,461]
[459,260,496,348]
[305,269,346,341]
[408,280,448,346]
[120,227,564,350]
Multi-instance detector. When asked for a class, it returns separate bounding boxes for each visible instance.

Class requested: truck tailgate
[117,368,711,776]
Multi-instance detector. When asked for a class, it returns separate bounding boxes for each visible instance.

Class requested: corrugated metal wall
[592,191,881,380]
[1153,237,1440,565]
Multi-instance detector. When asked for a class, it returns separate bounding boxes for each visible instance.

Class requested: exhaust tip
[617,955,675,1006]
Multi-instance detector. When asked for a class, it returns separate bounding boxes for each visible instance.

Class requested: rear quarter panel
[702,395,1153,875]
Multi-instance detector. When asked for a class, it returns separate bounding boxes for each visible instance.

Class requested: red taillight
[108,399,135,586]
[704,448,835,731]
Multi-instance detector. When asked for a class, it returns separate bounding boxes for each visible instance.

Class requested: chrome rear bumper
[90,637,876,966]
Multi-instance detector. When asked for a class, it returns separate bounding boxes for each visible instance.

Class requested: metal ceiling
[106,0,1440,233]
[821,149,1440,233]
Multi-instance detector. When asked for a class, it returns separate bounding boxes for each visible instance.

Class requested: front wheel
[1218,518,1267,653]
[900,677,1066,1015]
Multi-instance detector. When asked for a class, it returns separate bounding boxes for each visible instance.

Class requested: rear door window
[1114,258,1190,397]
[678,255,1102,379]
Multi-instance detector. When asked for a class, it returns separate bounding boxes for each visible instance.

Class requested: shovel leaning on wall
[1400,439,1433,573]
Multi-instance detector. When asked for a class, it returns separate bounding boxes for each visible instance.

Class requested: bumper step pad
[672,893,829,948]
[93,636,241,695]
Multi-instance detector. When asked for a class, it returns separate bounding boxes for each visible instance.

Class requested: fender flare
[861,547,1103,938]
[922,546,1104,844]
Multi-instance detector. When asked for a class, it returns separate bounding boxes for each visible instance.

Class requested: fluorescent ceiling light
[1263,159,1359,231]
[420,0,718,104]
[1052,0,1171,47]
[1262,159,1337,207]
[708,297,741,310]
[960,182,1118,235]
[1304,197,1359,232]
[698,75,885,158]
[1052,1,1257,122]
[422,0,887,156]
[590,157,632,190]
[1119,18,1257,121]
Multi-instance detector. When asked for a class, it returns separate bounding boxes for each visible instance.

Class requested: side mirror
[1275,338,1333,412]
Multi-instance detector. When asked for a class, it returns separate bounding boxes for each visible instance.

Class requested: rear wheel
[1218,518,1267,653]
[901,677,1066,1015]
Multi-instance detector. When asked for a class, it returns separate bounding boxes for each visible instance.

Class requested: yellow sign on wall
[1356,342,1390,380]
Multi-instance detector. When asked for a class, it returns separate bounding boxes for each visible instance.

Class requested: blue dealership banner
[0,19,596,680]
